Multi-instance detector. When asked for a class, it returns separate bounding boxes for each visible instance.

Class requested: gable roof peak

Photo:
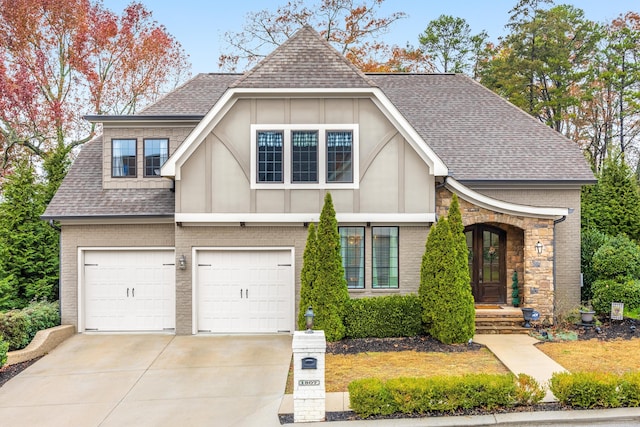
[231,25,377,89]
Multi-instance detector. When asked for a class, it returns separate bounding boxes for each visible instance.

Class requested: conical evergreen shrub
[298,223,318,330]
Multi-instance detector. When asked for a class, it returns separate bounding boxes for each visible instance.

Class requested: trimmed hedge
[344,295,422,339]
[348,373,544,417]
[591,278,640,314]
[550,371,640,408]
[0,301,60,351]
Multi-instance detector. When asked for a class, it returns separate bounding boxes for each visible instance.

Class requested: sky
[103,0,637,74]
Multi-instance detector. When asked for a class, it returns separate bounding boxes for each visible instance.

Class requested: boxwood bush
[344,295,422,339]
[0,301,60,351]
[591,278,640,314]
[348,373,543,417]
[0,338,8,368]
[620,372,640,407]
[550,372,621,408]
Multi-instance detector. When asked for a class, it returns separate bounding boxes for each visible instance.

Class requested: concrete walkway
[0,334,292,427]
[473,334,567,402]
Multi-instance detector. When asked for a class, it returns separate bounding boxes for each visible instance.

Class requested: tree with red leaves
[0,0,190,193]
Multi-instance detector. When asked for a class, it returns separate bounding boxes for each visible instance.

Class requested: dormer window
[112,139,137,177]
[144,138,169,177]
[251,124,358,189]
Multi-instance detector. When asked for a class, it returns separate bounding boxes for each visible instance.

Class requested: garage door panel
[84,250,175,332]
[197,250,293,333]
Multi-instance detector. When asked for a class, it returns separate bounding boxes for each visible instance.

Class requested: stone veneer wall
[437,188,555,324]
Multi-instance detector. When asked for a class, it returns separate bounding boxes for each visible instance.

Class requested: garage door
[84,250,175,332]
[196,249,293,333]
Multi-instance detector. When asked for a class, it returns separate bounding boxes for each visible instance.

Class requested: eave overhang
[444,177,570,219]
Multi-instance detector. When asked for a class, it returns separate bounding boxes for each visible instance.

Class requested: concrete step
[475,325,530,334]
[474,308,528,334]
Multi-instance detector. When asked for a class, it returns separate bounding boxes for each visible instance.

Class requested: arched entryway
[465,224,506,304]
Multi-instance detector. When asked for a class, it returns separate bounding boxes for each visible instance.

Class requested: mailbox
[301,357,317,370]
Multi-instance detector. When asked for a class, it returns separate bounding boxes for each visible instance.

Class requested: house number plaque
[298,379,320,386]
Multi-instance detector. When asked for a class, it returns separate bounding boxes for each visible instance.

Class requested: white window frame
[250,124,359,189]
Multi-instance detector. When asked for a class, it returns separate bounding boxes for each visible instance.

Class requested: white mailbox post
[292,330,326,423]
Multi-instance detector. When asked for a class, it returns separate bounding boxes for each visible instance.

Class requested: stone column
[292,330,326,423]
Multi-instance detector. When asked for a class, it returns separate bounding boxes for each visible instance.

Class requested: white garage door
[84,250,175,332]
[196,249,293,333]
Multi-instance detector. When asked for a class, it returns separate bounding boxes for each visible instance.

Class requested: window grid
[292,131,318,183]
[372,227,399,289]
[112,139,136,177]
[257,131,283,183]
[144,138,169,177]
[327,131,353,183]
[339,227,365,289]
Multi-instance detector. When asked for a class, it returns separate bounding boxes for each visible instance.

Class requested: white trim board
[175,212,436,225]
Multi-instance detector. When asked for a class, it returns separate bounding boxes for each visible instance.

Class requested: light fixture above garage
[179,255,187,270]
[535,241,543,255]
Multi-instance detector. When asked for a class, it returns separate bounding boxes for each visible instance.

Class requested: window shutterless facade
[144,138,169,177]
[251,124,358,189]
[339,227,365,289]
[112,139,137,177]
[372,227,399,289]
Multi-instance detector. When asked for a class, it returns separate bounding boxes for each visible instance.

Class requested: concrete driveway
[0,334,292,427]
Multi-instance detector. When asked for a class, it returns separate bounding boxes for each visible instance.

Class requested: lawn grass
[536,337,640,375]
[286,348,508,393]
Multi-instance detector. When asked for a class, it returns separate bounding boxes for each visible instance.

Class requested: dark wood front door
[465,225,506,304]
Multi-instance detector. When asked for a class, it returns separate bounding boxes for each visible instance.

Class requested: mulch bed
[0,357,41,388]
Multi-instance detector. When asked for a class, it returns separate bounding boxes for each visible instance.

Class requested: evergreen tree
[582,155,640,242]
[298,223,318,330]
[0,161,59,309]
[312,193,350,341]
[419,213,475,344]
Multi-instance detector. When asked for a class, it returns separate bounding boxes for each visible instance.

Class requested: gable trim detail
[445,177,570,219]
[161,87,449,180]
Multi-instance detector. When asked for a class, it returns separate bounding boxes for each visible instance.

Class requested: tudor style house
[43,26,594,335]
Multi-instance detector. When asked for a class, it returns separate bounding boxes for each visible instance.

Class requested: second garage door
[196,249,293,333]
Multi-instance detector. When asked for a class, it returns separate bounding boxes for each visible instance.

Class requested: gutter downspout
[552,215,568,324]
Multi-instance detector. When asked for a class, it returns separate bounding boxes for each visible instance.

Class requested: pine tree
[0,161,59,309]
[312,193,350,341]
[298,223,318,330]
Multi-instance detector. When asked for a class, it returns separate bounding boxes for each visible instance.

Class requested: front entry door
[465,225,506,304]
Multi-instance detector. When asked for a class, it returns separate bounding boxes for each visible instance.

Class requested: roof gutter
[84,115,204,123]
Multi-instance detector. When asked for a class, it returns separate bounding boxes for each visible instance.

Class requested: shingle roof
[368,73,595,182]
[231,25,376,89]
[42,136,174,219]
[139,73,240,116]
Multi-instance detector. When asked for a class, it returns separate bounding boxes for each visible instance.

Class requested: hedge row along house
[43,26,594,335]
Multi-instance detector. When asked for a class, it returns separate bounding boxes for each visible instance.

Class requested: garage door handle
[246,289,249,299]
[127,288,129,297]
[240,289,243,299]
[132,288,135,297]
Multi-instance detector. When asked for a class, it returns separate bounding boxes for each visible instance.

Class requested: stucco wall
[177,97,434,216]
[59,223,175,329]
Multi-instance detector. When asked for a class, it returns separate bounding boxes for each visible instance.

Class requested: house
[42,26,595,335]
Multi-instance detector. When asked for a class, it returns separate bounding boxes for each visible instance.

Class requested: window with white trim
[251,124,358,189]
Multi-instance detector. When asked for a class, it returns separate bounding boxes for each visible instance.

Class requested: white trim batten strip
[175,213,436,224]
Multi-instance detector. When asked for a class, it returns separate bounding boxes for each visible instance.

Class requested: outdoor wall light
[535,241,543,255]
[304,306,315,333]
[178,255,187,270]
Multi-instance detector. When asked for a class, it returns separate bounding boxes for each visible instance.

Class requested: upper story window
[251,124,358,189]
[144,138,169,177]
[112,139,136,178]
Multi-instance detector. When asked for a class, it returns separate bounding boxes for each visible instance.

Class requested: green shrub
[619,372,640,407]
[348,373,524,417]
[581,229,612,301]
[591,234,640,281]
[515,374,545,406]
[591,278,640,314]
[549,372,620,408]
[348,378,397,417]
[0,301,60,351]
[0,338,8,368]
[344,295,422,339]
